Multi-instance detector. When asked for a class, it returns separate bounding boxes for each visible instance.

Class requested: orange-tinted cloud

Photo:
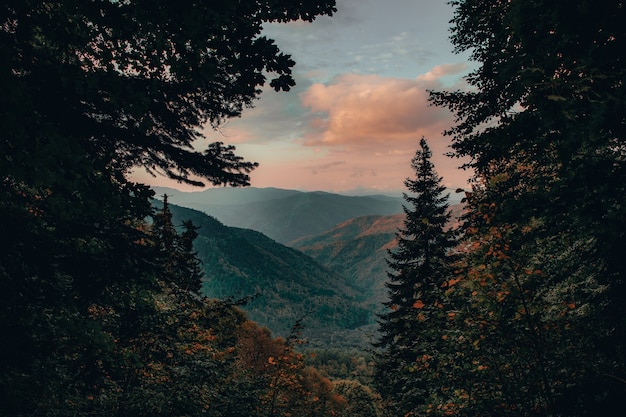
[299,64,467,147]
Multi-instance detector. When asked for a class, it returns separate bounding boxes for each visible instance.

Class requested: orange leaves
[446,277,462,287]
[441,277,462,292]
[182,341,215,356]
[560,301,576,311]
[411,354,433,371]
[486,247,510,260]
[495,290,510,302]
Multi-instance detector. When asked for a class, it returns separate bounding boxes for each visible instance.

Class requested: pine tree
[152,195,204,295]
[374,138,458,416]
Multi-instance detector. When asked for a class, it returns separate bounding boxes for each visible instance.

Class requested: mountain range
[162,202,379,348]
[152,186,406,244]
[156,187,463,348]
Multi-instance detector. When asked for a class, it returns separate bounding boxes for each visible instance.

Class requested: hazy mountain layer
[153,186,405,244]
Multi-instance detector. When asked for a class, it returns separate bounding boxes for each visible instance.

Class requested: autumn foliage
[374,1,626,416]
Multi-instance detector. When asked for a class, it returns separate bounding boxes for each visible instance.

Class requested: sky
[134,0,475,195]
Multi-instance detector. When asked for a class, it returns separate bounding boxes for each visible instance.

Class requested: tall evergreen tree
[374,138,458,416]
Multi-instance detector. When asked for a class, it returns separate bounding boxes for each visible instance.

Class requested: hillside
[292,214,404,312]
[160,201,373,348]
[153,186,405,244]
[292,204,465,313]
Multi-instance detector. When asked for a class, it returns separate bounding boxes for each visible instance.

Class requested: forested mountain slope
[292,214,404,312]
[160,200,372,348]
[293,204,465,312]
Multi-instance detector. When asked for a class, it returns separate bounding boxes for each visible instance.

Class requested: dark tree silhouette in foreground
[0,1,336,415]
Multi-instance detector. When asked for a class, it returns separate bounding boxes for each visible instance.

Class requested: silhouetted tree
[0,1,336,415]
[152,195,204,295]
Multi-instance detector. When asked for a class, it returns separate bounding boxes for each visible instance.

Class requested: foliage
[1,0,336,415]
[304,348,376,385]
[332,379,383,417]
[234,319,345,417]
[2,0,336,188]
[424,0,626,415]
[0,172,160,416]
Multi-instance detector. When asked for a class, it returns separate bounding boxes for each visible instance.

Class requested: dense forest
[2,1,625,417]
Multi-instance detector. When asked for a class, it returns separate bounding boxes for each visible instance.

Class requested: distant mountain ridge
[152,186,405,244]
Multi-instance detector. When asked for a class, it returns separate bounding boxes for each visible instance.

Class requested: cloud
[308,160,346,175]
[419,63,469,82]
[299,64,467,148]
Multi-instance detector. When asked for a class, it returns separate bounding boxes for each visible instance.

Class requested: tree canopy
[425,0,626,415]
[0,1,338,415]
[1,0,335,187]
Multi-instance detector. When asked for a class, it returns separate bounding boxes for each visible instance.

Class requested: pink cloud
[299,64,466,147]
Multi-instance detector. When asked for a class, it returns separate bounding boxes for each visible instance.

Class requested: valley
[159,187,464,349]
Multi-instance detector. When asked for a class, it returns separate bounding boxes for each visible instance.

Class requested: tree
[232,319,343,417]
[374,138,458,417]
[429,0,626,415]
[152,195,204,295]
[1,0,336,187]
[1,1,336,415]
[332,379,383,417]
